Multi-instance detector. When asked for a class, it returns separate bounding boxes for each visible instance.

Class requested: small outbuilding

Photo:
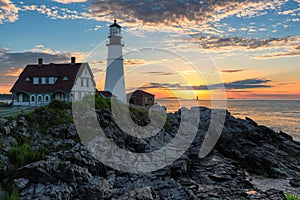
[127,90,155,107]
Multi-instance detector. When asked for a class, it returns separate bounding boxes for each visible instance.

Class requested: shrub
[25,106,73,133]
[95,95,111,109]
[286,193,298,200]
[9,189,18,200]
[8,143,45,167]
[48,100,71,110]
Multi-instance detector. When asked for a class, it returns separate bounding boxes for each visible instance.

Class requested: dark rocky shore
[0,102,300,199]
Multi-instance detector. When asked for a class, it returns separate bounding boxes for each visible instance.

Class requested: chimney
[71,57,76,65]
[38,58,43,66]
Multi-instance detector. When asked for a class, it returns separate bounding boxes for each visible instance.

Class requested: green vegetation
[72,94,111,111]
[286,193,298,200]
[164,121,172,132]
[0,185,18,200]
[25,101,73,133]
[47,100,71,110]
[281,193,299,200]
[8,142,45,167]
[95,94,111,109]
[9,189,18,200]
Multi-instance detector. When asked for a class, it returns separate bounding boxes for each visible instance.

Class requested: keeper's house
[10,57,95,107]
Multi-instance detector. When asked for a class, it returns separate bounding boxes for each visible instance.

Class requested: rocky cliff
[0,102,299,199]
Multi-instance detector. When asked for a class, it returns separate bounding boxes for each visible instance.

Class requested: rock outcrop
[0,105,299,199]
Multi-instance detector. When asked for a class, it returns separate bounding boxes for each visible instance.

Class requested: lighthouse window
[110,27,121,36]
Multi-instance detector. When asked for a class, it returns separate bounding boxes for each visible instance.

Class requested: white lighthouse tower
[104,20,126,103]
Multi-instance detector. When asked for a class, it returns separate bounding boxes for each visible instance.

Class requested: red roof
[10,62,94,93]
[98,91,115,98]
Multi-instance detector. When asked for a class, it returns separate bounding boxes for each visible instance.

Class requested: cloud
[140,71,176,76]
[139,78,272,91]
[21,4,91,20]
[0,46,85,93]
[196,36,297,50]
[254,51,300,59]
[221,69,244,73]
[90,0,284,24]
[0,0,19,24]
[123,59,147,66]
[222,78,272,90]
[88,0,287,35]
[278,7,300,15]
[241,93,300,99]
[186,35,300,58]
[52,0,88,4]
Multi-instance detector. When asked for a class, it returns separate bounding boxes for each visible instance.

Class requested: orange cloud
[0,0,19,24]
[52,0,87,4]
[123,59,147,66]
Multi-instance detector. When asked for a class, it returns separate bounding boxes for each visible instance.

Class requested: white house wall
[71,66,95,101]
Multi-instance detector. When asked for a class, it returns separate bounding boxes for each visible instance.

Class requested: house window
[38,78,42,84]
[45,95,50,102]
[49,77,57,84]
[49,77,54,84]
[25,77,30,81]
[81,78,84,87]
[33,77,39,84]
[86,78,89,87]
[62,76,69,81]
[31,95,35,102]
[37,95,43,102]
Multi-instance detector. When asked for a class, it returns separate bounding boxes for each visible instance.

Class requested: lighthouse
[104,20,127,103]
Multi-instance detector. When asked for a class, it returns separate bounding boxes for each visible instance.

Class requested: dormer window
[33,77,39,84]
[49,77,58,84]
[62,76,69,81]
[33,76,58,84]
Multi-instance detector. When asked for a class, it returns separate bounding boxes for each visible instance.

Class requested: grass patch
[25,106,73,133]
[9,189,18,200]
[286,193,298,200]
[281,193,299,200]
[8,142,45,167]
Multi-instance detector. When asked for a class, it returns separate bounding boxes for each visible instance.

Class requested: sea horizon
[157,99,300,141]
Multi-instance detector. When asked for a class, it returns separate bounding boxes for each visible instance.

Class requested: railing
[0,107,35,118]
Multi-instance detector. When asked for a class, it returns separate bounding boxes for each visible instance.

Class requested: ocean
[157,99,300,141]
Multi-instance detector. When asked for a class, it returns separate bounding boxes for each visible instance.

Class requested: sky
[0,0,300,100]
